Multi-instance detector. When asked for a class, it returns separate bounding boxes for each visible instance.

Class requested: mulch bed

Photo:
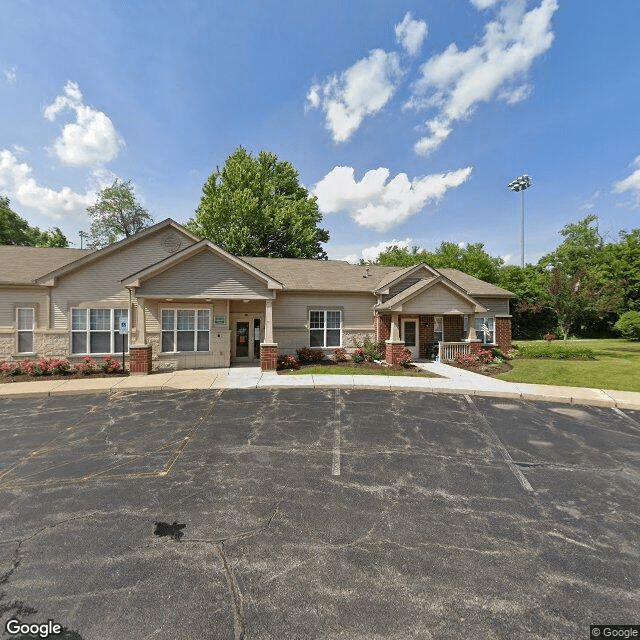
[449,362,513,377]
[1,371,130,384]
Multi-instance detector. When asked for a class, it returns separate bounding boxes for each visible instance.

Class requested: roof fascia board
[122,240,283,290]
[373,263,440,294]
[34,219,199,284]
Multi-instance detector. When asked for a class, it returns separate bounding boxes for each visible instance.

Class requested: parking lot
[1,389,639,639]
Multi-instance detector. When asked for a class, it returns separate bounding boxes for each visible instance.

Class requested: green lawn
[495,339,640,392]
[285,365,437,377]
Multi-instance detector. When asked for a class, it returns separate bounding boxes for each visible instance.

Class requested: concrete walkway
[0,362,639,410]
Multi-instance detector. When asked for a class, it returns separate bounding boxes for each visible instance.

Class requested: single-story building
[0,218,513,373]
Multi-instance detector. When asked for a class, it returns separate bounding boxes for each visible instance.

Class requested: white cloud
[4,67,17,84]
[307,49,402,143]
[44,81,124,166]
[0,149,98,220]
[613,155,640,206]
[395,13,428,56]
[470,0,501,9]
[314,165,473,232]
[409,0,558,155]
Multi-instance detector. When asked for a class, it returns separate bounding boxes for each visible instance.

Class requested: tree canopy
[186,147,329,259]
[376,241,503,284]
[86,179,154,248]
[1,196,69,247]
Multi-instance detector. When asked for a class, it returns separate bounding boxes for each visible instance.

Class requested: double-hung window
[309,310,341,348]
[17,308,35,353]
[434,316,444,343]
[475,316,495,344]
[71,308,128,354]
[161,309,210,352]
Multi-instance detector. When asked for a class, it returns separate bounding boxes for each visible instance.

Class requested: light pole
[508,174,532,268]
[78,230,89,249]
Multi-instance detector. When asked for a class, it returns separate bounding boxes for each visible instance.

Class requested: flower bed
[0,356,129,383]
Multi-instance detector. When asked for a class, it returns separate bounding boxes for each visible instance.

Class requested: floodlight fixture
[508,174,533,267]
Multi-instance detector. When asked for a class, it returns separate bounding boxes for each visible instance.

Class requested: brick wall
[495,317,512,352]
[375,315,391,341]
[443,315,463,342]
[385,342,407,366]
[260,344,278,371]
[130,345,152,375]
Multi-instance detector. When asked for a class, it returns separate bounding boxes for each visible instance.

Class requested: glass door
[235,321,249,358]
[402,319,419,360]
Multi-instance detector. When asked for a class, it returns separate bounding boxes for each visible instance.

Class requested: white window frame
[476,316,495,345]
[71,308,129,355]
[309,310,342,348]
[161,308,211,353]
[17,308,35,354]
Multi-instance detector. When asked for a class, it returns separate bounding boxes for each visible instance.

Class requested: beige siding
[273,292,375,352]
[476,297,510,316]
[401,283,476,314]
[0,287,49,327]
[51,229,197,329]
[384,277,422,302]
[137,250,271,299]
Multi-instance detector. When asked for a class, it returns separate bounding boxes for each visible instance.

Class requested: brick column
[385,341,406,366]
[129,345,152,375]
[260,343,278,371]
[495,317,512,352]
[469,340,483,354]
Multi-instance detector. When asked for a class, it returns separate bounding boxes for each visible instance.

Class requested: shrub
[454,352,477,368]
[75,355,97,374]
[614,311,640,341]
[399,347,413,367]
[100,355,122,373]
[363,339,386,361]
[0,360,22,376]
[477,349,493,365]
[517,343,596,360]
[331,347,349,362]
[277,354,300,370]
[49,357,71,375]
[352,347,367,364]
[543,332,556,342]
[296,348,325,364]
[507,348,519,360]
[492,348,506,359]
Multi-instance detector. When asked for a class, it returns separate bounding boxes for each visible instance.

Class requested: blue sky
[1,0,639,264]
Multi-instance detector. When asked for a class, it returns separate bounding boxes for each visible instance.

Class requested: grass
[285,365,437,377]
[495,339,640,392]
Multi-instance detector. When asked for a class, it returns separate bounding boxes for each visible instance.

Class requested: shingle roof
[0,246,93,285]
[241,257,400,292]
[437,269,513,297]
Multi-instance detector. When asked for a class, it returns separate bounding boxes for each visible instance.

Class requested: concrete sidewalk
[0,362,639,410]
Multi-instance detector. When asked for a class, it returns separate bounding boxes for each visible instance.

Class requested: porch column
[467,313,477,340]
[389,313,400,341]
[260,298,278,371]
[134,297,147,345]
[265,298,274,343]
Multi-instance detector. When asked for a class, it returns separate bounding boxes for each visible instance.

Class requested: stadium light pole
[507,175,532,268]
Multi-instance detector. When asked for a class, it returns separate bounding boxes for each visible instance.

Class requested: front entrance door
[231,315,263,362]
[402,319,419,360]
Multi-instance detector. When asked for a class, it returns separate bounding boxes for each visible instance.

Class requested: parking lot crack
[216,542,246,640]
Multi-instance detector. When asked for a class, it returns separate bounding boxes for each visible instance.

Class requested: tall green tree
[187,147,329,258]
[601,228,640,311]
[87,179,154,248]
[1,196,69,247]
[376,241,503,284]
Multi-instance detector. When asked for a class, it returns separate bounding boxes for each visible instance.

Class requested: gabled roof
[373,263,440,293]
[241,257,399,292]
[437,269,513,297]
[34,219,200,285]
[375,276,487,313]
[122,240,283,290]
[0,246,93,285]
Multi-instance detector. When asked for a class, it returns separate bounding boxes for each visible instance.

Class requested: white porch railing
[438,341,470,362]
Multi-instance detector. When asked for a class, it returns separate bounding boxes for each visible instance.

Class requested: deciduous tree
[86,179,154,248]
[0,196,69,247]
[187,147,329,259]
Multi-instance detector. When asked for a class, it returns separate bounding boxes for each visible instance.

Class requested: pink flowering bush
[0,360,22,376]
[477,349,493,365]
[352,347,368,363]
[277,354,300,370]
[0,357,73,377]
[75,356,97,375]
[331,347,349,362]
[100,355,122,373]
[399,347,413,367]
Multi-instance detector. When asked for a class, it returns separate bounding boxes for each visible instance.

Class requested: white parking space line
[332,389,341,476]
[464,395,534,493]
